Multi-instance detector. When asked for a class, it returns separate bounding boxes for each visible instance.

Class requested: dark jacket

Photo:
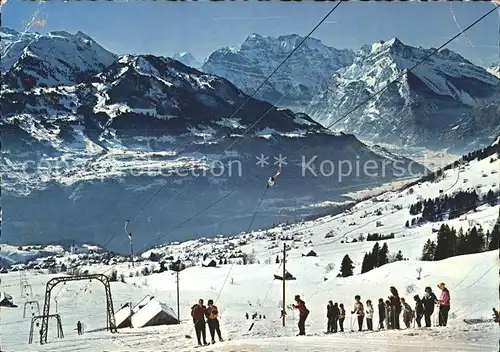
[332,304,340,318]
[414,298,424,316]
[191,304,207,323]
[389,295,401,313]
[206,305,219,320]
[327,304,334,318]
[378,302,386,320]
[422,292,437,313]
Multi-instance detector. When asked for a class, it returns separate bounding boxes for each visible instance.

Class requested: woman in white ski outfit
[365,300,374,331]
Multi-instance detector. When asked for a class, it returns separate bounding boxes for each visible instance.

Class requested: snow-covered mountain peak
[172,51,202,69]
[3,28,116,88]
[307,38,500,149]
[487,64,500,79]
[202,32,355,109]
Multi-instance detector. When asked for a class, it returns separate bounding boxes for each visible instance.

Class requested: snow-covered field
[1,146,498,351]
[0,251,497,351]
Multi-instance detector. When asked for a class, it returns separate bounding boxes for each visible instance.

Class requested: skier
[365,300,374,331]
[191,299,209,346]
[266,170,280,189]
[351,295,364,332]
[245,312,249,320]
[388,286,401,329]
[338,303,346,332]
[206,299,223,344]
[385,300,392,329]
[293,295,309,336]
[326,300,334,333]
[77,321,83,335]
[422,286,438,327]
[400,298,413,328]
[437,282,450,327]
[377,298,386,330]
[413,295,425,328]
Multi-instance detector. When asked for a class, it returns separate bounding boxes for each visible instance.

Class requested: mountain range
[305,38,500,151]
[0,28,424,253]
[201,33,355,110]
[176,34,497,152]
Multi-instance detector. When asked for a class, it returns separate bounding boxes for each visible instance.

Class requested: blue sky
[3,1,499,67]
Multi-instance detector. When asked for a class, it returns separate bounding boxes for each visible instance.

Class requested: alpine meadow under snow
[0,7,499,352]
[1,138,499,351]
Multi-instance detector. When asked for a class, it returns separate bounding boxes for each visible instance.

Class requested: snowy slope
[144,142,499,271]
[441,101,500,153]
[306,38,500,150]
[487,64,500,79]
[0,27,40,72]
[202,33,355,110]
[0,139,497,351]
[0,247,496,351]
[3,28,116,88]
[172,52,202,69]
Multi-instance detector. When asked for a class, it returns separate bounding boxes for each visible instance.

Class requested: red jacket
[191,304,207,323]
[439,289,450,306]
[294,300,309,316]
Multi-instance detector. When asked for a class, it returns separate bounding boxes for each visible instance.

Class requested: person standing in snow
[206,299,223,344]
[385,300,392,329]
[413,295,425,328]
[338,303,346,332]
[293,295,309,336]
[422,286,438,327]
[191,299,209,346]
[389,286,402,329]
[332,302,340,333]
[351,295,364,332]
[437,282,451,327]
[378,298,386,330]
[77,321,83,335]
[365,300,374,331]
[400,298,413,328]
[326,301,334,333]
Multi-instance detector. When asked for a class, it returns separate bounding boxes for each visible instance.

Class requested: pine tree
[489,217,500,251]
[378,243,389,266]
[395,250,404,261]
[361,253,371,274]
[340,254,354,277]
[434,224,457,260]
[456,228,468,255]
[466,226,485,254]
[224,258,228,265]
[372,242,380,267]
[421,239,436,261]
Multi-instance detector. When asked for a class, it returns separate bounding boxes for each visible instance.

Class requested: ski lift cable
[147,4,499,248]
[122,1,345,228]
[76,4,498,300]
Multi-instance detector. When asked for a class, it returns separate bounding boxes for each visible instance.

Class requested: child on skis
[401,298,413,328]
[365,300,374,331]
[378,298,386,330]
[413,295,425,328]
[351,295,364,332]
[338,303,346,332]
[385,300,392,329]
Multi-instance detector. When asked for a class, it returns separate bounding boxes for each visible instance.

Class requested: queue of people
[318,283,451,334]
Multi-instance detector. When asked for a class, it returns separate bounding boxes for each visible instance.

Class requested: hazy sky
[3,1,499,67]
